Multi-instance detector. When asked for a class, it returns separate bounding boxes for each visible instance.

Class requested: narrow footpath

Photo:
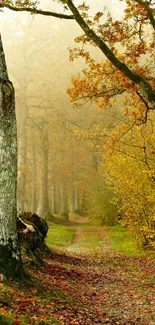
[46,226,155,325]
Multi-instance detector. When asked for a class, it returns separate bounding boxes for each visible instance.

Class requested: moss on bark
[0,241,24,278]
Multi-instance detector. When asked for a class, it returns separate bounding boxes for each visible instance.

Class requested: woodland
[0,0,155,324]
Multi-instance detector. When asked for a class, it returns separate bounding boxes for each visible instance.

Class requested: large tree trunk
[0,34,23,277]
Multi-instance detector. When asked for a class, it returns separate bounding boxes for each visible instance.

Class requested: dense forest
[0,1,155,324]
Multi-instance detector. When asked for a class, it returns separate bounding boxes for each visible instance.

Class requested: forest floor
[0,217,155,325]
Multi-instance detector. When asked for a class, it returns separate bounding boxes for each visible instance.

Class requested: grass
[46,223,103,250]
[78,231,102,249]
[46,222,155,258]
[0,314,13,325]
[105,225,143,256]
[46,223,75,248]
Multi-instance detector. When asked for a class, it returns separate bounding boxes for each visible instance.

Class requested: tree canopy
[1,0,155,115]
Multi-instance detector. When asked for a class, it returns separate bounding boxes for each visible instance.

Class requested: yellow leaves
[98,117,155,245]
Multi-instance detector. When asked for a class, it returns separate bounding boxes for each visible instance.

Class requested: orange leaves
[124,0,152,22]
[67,77,88,104]
[93,11,103,22]
[78,2,89,12]
[15,0,38,7]
[67,0,154,114]
[68,52,135,109]
[67,0,154,113]
[69,48,91,63]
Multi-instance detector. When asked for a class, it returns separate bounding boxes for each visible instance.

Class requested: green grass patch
[0,314,13,325]
[106,225,142,256]
[46,223,75,248]
[79,231,101,249]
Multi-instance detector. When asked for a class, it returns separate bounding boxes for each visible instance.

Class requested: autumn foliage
[1,0,155,245]
[67,0,155,246]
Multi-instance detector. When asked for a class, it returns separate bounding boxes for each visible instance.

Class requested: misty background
[0,0,124,222]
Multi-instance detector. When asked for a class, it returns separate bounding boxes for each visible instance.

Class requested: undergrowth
[46,223,74,248]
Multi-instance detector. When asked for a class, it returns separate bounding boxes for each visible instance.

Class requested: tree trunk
[17,103,28,214]
[31,142,37,213]
[75,185,79,213]
[0,34,23,277]
[51,182,57,215]
[37,128,52,220]
[60,183,68,219]
[55,184,61,214]
[70,185,75,213]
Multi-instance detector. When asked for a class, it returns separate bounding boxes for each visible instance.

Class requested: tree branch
[134,0,155,28]
[1,1,155,107]
[66,0,155,107]
[0,3,74,19]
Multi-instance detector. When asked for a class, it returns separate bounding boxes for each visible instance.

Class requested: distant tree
[37,122,52,220]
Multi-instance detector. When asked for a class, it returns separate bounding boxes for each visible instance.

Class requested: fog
[0,0,125,220]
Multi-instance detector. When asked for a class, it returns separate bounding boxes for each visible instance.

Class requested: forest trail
[67,226,113,255]
[47,222,155,325]
[1,222,155,325]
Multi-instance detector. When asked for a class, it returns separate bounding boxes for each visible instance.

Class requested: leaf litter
[0,227,155,325]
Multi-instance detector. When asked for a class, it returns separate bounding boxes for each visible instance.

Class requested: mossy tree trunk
[0,34,24,277]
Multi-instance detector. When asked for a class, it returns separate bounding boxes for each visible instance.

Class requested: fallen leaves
[0,228,155,324]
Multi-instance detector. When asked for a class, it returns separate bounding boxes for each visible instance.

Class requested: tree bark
[17,102,28,214]
[37,128,51,220]
[0,34,23,277]
[51,181,57,215]
[55,184,61,214]
[74,185,79,213]
[31,142,37,213]
[70,185,75,213]
[60,183,68,219]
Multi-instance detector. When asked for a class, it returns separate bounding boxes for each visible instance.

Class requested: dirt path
[3,225,155,325]
[53,226,155,325]
[67,226,115,255]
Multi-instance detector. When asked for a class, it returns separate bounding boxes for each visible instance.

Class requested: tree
[0,0,154,276]
[0,34,24,277]
[1,0,155,111]
[101,119,155,246]
[36,122,52,220]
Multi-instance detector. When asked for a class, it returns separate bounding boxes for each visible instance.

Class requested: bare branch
[0,3,74,19]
